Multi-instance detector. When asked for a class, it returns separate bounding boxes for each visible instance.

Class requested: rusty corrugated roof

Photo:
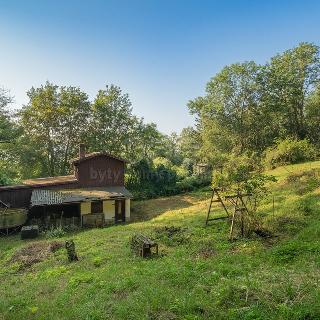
[23,175,77,186]
[0,175,77,191]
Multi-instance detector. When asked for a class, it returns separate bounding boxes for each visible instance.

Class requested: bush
[127,158,211,200]
[152,157,173,169]
[176,174,211,193]
[212,154,275,194]
[264,138,317,169]
[45,226,66,239]
[172,165,189,180]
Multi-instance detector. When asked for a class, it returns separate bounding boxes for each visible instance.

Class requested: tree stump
[65,239,78,262]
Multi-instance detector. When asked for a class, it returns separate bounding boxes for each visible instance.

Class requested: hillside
[1,161,320,320]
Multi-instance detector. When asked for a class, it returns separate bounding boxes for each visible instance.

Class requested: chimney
[79,143,86,159]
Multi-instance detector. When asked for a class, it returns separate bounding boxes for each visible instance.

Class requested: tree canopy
[188,42,320,166]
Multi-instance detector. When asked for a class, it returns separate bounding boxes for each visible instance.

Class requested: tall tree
[18,82,90,177]
[0,88,20,184]
[305,84,320,146]
[89,85,133,156]
[188,42,320,164]
[189,61,266,157]
[265,42,320,139]
[0,88,15,142]
[177,126,200,161]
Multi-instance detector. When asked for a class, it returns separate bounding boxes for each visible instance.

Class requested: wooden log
[65,240,78,262]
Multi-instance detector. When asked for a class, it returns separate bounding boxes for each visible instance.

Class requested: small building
[0,145,132,228]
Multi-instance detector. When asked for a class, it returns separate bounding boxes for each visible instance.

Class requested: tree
[0,88,20,184]
[264,42,320,139]
[89,85,134,157]
[18,82,90,177]
[305,85,320,146]
[0,88,16,142]
[189,61,266,157]
[123,120,163,162]
[188,43,320,166]
[178,126,201,161]
[155,132,183,165]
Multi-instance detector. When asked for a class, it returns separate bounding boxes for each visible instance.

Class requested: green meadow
[1,161,320,320]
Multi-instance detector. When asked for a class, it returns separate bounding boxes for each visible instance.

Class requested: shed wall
[125,199,130,221]
[103,200,115,220]
[80,202,91,215]
[76,155,125,187]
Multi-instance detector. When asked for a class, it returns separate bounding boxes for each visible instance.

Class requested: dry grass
[10,241,64,270]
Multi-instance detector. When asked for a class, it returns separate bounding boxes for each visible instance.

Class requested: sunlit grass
[1,161,320,319]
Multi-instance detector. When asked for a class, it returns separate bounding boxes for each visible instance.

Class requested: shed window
[91,201,103,213]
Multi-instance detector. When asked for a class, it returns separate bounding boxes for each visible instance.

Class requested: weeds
[44,226,66,239]
[1,161,320,319]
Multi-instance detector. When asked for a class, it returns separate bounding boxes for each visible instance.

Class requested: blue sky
[1,0,320,134]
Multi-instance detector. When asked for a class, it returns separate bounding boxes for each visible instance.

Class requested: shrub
[45,226,66,239]
[176,174,211,193]
[264,138,317,169]
[172,165,189,180]
[212,153,276,197]
[152,157,173,169]
[0,171,13,186]
[127,158,211,200]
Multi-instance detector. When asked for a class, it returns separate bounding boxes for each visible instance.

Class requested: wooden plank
[207,216,228,221]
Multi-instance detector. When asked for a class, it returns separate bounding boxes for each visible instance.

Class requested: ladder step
[235,207,246,211]
[207,216,228,221]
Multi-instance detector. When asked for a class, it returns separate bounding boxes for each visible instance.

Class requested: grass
[1,161,320,319]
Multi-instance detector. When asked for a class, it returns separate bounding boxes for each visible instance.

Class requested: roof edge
[0,180,78,191]
[71,152,128,165]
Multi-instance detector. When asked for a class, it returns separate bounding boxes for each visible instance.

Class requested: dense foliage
[0,83,205,197]
[1,43,320,197]
[188,43,320,170]
[264,138,317,169]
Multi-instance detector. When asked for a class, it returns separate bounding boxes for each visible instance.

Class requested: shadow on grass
[130,194,203,222]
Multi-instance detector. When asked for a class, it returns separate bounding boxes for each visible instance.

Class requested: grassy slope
[1,161,320,320]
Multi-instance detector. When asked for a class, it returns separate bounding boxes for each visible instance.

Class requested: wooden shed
[0,145,132,229]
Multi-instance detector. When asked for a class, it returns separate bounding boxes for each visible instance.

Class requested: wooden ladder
[205,188,230,226]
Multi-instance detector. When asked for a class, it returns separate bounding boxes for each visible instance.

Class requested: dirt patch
[11,241,64,270]
[192,239,216,259]
[155,226,185,237]
[154,226,189,246]
[196,247,215,259]
[253,228,273,238]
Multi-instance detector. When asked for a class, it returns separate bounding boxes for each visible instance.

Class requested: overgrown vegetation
[189,43,320,174]
[1,161,320,319]
[1,43,320,198]
[264,138,317,169]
